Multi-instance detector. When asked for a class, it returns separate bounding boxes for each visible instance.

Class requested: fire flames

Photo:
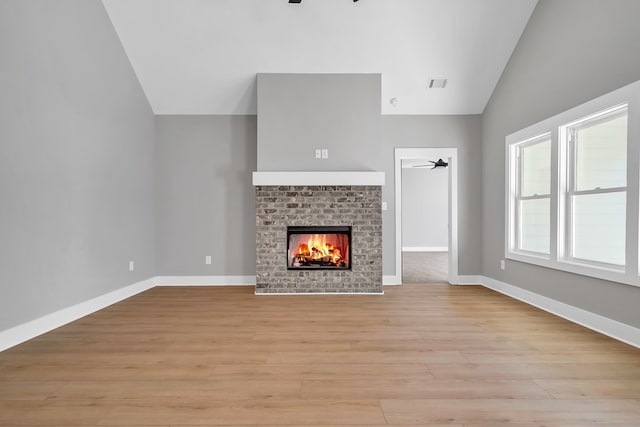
[291,234,347,268]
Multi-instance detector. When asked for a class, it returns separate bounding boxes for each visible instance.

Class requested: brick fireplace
[253,172,384,294]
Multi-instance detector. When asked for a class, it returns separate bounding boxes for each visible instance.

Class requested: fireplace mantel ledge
[252,171,385,186]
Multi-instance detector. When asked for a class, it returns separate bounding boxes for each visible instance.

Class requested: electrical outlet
[382,201,388,211]
[321,149,329,159]
[129,261,135,271]
[500,259,505,270]
[315,149,322,159]
[205,255,212,265]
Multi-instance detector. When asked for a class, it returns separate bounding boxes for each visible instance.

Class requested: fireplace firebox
[287,226,351,270]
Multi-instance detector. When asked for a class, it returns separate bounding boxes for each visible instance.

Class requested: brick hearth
[255,185,382,293]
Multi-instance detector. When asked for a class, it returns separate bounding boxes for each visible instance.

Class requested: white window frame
[505,79,640,288]
[561,105,628,271]
[507,133,552,259]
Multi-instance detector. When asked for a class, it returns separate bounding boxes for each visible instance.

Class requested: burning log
[288,232,349,268]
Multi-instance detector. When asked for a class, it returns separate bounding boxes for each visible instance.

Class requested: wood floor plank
[0,381,64,400]
[351,334,535,352]
[98,399,387,426]
[266,349,468,364]
[301,379,552,399]
[171,425,459,427]
[461,350,640,364]
[0,284,638,426]
[462,424,640,427]
[427,362,640,380]
[47,380,302,401]
[211,363,434,381]
[380,398,640,424]
[0,364,218,382]
[172,425,459,427]
[534,379,640,398]
[0,400,112,426]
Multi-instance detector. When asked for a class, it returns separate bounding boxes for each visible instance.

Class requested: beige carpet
[402,251,448,284]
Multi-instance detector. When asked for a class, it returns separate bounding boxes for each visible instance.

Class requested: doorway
[394,148,459,284]
[401,158,449,283]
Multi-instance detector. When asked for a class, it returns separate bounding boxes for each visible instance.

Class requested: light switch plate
[321,149,328,159]
[315,149,322,159]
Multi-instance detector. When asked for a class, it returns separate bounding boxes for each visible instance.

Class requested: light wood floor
[1,285,639,426]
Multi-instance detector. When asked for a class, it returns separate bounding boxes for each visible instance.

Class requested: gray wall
[482,0,640,327]
[156,113,479,278]
[0,0,156,331]
[257,73,382,172]
[382,116,483,276]
[257,73,481,277]
[402,167,448,249]
[155,116,256,275]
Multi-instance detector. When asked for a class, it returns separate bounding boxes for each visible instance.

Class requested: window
[512,135,551,255]
[563,106,627,267]
[505,79,639,287]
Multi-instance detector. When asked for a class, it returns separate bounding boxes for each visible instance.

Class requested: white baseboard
[480,275,640,349]
[383,275,401,285]
[402,246,448,252]
[452,275,483,285]
[0,277,155,352]
[155,275,256,286]
[383,274,481,286]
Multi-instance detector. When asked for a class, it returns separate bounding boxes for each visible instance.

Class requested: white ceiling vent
[427,78,448,89]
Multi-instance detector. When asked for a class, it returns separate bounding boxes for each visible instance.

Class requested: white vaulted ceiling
[102,0,537,115]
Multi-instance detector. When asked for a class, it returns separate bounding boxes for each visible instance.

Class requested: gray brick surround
[255,185,382,293]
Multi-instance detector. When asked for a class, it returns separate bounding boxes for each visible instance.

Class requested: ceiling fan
[411,158,449,169]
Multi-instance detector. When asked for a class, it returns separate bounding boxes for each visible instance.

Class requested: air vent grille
[428,78,448,89]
